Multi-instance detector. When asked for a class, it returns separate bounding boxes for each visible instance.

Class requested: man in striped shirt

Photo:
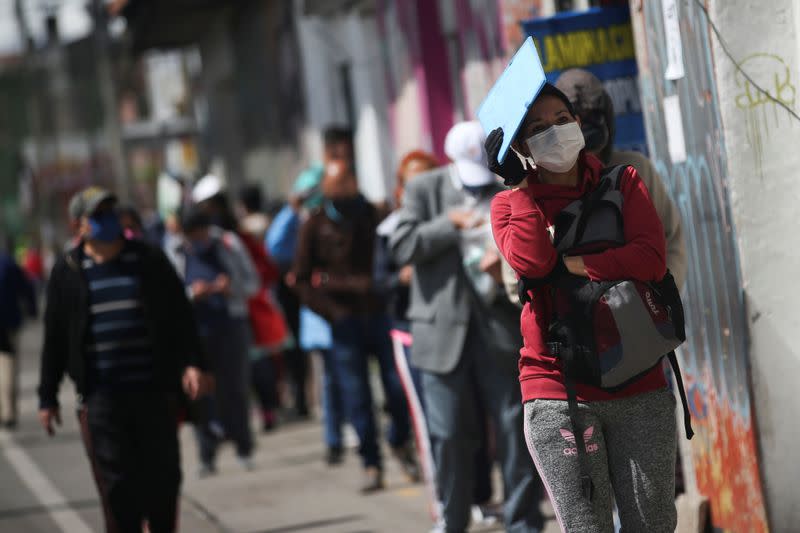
[38,187,207,533]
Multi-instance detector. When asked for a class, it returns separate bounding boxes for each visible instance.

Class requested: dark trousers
[251,354,278,413]
[329,314,411,468]
[422,323,543,533]
[196,319,253,464]
[80,390,181,533]
[276,280,309,414]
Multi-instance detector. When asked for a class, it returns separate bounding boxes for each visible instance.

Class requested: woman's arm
[490,188,558,279]
[581,167,667,282]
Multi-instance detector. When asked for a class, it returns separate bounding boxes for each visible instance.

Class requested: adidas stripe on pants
[524,388,677,533]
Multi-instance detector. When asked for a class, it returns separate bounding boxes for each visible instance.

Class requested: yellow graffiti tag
[537,23,635,72]
[734,53,796,110]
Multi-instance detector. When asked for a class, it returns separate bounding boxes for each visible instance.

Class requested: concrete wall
[707,1,800,530]
[629,1,769,530]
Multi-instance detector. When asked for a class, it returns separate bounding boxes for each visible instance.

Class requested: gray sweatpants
[524,388,677,533]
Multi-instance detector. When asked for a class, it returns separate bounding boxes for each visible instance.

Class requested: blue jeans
[329,314,411,468]
[320,349,344,449]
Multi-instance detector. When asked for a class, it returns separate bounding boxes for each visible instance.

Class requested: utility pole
[90,0,130,200]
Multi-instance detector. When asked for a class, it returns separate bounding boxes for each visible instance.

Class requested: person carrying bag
[489,82,688,533]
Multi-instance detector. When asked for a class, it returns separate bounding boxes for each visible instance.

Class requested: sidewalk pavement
[1,320,558,533]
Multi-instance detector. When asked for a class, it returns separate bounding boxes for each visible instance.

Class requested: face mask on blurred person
[580,118,610,154]
[525,122,585,173]
[88,212,122,242]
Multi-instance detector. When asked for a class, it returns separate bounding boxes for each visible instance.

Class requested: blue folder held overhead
[477,37,547,164]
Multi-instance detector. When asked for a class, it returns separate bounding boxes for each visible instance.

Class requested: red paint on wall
[688,369,769,532]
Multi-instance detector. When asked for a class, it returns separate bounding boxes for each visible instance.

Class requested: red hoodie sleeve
[582,166,667,282]
[491,188,558,278]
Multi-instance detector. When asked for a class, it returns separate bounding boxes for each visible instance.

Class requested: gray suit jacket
[389,165,522,375]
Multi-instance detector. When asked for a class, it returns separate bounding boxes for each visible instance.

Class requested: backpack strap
[564,374,595,501]
[667,351,695,440]
[600,164,628,190]
[571,165,628,248]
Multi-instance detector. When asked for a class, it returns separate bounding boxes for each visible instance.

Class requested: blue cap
[477,37,547,164]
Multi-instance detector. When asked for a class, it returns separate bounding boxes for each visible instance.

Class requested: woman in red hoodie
[487,84,677,533]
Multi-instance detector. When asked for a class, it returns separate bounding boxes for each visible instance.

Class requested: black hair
[181,208,212,233]
[239,185,263,213]
[117,204,143,229]
[322,126,354,148]
[538,83,578,118]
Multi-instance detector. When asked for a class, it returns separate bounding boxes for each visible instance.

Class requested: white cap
[444,120,495,187]
[192,174,224,203]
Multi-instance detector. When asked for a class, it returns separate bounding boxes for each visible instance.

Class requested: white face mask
[525,122,586,173]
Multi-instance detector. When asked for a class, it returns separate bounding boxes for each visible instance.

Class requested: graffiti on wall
[734,53,797,178]
[634,2,768,531]
[522,7,647,153]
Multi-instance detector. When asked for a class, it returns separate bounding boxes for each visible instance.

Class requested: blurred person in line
[146,171,189,247]
[38,186,207,533]
[165,207,259,475]
[192,175,285,433]
[390,121,544,533]
[374,150,439,494]
[117,205,145,241]
[556,69,686,288]
[556,68,689,496]
[237,184,291,432]
[64,191,86,250]
[500,69,686,306]
[21,238,45,294]
[238,185,271,242]
[191,174,239,232]
[292,126,415,493]
[266,164,333,449]
[0,239,37,429]
[376,150,501,526]
[487,83,676,532]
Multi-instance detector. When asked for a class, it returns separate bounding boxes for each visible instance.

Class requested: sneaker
[238,456,255,472]
[391,443,421,483]
[326,446,344,466]
[471,503,501,526]
[198,463,216,478]
[360,466,385,494]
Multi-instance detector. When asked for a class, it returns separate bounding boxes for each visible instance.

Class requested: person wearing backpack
[165,207,260,475]
[487,83,678,532]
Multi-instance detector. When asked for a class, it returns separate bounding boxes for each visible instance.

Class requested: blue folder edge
[476,37,547,164]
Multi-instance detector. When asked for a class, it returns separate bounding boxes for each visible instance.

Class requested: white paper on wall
[663,94,687,164]
[662,0,685,81]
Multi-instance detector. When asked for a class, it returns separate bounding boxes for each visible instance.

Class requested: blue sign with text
[521,7,647,153]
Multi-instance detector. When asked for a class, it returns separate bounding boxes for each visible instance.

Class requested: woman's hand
[564,255,588,277]
[485,128,528,187]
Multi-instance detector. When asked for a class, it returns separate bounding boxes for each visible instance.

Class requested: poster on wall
[521,6,647,154]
